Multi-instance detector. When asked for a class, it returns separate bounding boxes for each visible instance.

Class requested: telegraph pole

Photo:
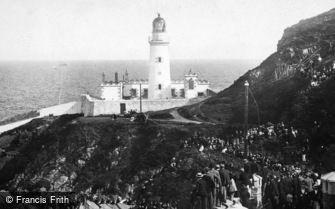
[244,80,249,157]
[139,83,142,113]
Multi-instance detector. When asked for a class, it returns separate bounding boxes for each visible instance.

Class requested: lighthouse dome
[152,13,166,32]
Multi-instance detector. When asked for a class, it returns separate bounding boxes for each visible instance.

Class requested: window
[158,84,162,90]
[171,89,177,97]
[130,89,137,97]
[189,79,194,90]
[143,89,148,98]
[156,57,162,63]
[180,89,185,97]
[120,103,126,114]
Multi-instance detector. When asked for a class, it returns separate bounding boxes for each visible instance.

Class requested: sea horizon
[0,59,261,120]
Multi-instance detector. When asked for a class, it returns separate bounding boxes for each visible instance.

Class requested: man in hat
[206,163,221,208]
[239,167,251,187]
[192,172,208,209]
[240,183,250,208]
[268,175,280,209]
[219,163,230,204]
[214,164,224,206]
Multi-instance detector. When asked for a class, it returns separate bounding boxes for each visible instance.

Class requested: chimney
[115,72,119,83]
[125,69,129,81]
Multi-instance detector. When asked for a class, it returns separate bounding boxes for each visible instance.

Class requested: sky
[0,0,334,61]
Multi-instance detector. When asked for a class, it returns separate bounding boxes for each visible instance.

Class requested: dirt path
[169,109,203,124]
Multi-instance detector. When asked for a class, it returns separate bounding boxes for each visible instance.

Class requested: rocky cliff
[180,8,335,126]
[177,8,335,167]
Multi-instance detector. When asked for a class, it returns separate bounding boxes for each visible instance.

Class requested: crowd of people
[190,159,323,209]
[275,37,335,88]
[181,121,309,164]
[297,41,335,88]
[191,163,239,209]
[298,55,335,87]
[73,120,325,209]
[134,200,177,209]
[183,121,325,209]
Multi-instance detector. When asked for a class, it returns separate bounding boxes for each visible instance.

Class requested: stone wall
[0,101,82,134]
[80,94,195,116]
[39,102,81,117]
[80,95,95,116]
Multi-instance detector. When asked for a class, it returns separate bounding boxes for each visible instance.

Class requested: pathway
[169,109,203,124]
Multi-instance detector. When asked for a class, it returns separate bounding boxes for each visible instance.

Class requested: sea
[0,60,260,120]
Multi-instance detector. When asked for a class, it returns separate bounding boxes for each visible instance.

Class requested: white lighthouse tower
[148,14,171,100]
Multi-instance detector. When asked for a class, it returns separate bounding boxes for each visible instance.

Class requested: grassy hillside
[177,8,335,169]
[0,115,237,204]
[180,8,335,127]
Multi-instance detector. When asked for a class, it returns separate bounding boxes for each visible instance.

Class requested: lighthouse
[148,14,171,100]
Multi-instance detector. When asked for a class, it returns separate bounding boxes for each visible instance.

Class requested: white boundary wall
[1,95,205,133]
[81,94,195,116]
[0,102,81,134]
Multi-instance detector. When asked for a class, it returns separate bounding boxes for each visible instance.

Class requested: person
[263,177,272,209]
[228,173,237,200]
[219,163,230,203]
[310,185,322,209]
[214,164,224,206]
[250,172,262,208]
[282,194,295,209]
[239,168,251,189]
[282,174,294,207]
[268,175,280,209]
[206,164,222,208]
[203,168,215,209]
[305,173,314,193]
[240,184,250,208]
[192,172,209,209]
[278,175,286,208]
[296,190,309,209]
[292,173,301,205]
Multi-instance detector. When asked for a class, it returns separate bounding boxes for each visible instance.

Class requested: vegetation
[0,115,233,204]
[178,8,335,170]
[1,7,335,207]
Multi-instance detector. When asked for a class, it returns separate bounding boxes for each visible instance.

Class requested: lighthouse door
[120,103,126,114]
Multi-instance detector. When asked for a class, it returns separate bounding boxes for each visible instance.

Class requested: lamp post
[244,80,249,157]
